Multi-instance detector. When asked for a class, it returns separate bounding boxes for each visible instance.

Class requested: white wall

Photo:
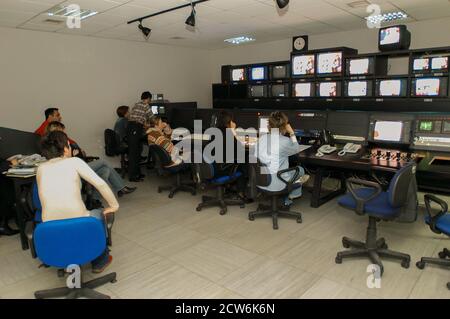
[209,17,450,82]
[0,27,212,155]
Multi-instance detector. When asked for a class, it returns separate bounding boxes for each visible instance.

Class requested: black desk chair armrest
[424,194,448,234]
[104,213,115,246]
[25,221,37,259]
[277,166,300,193]
[346,178,383,215]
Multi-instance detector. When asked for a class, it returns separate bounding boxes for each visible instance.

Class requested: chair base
[196,186,245,215]
[416,248,450,290]
[35,272,117,299]
[157,173,196,198]
[335,217,410,277]
[248,197,302,230]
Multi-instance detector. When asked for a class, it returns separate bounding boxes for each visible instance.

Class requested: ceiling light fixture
[47,4,97,21]
[224,36,256,45]
[276,0,290,9]
[185,1,196,27]
[366,11,408,24]
[138,21,151,38]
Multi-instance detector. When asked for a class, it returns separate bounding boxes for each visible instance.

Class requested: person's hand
[72,149,80,156]
[285,124,295,136]
[9,159,19,167]
[103,207,117,215]
[230,121,237,129]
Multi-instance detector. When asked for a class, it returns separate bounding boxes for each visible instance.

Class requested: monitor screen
[258,117,269,134]
[319,82,339,97]
[419,121,433,132]
[231,68,246,82]
[292,54,315,76]
[271,84,287,97]
[317,52,342,74]
[373,121,403,142]
[378,79,404,97]
[250,66,266,81]
[431,57,449,71]
[249,85,267,98]
[271,65,288,79]
[348,58,370,75]
[414,78,441,96]
[159,106,165,115]
[293,82,314,97]
[443,121,450,133]
[151,106,159,114]
[346,81,370,97]
[413,58,430,72]
[379,26,400,45]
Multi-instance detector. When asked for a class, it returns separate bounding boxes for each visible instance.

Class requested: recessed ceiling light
[366,11,408,24]
[47,4,98,21]
[346,0,370,8]
[224,36,255,45]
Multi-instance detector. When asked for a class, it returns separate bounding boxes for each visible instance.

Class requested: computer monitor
[318,81,341,97]
[258,116,270,134]
[431,57,449,72]
[292,54,315,76]
[317,52,343,76]
[412,58,430,73]
[151,105,159,114]
[270,64,289,79]
[158,106,165,115]
[376,79,407,97]
[345,80,372,97]
[250,66,267,81]
[411,77,448,97]
[326,111,369,143]
[346,57,373,76]
[270,84,288,97]
[368,114,413,144]
[378,25,411,51]
[231,67,246,82]
[418,120,434,132]
[249,85,267,98]
[293,82,315,98]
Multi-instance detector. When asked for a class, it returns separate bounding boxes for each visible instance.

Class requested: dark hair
[46,121,65,134]
[268,111,289,131]
[148,115,161,128]
[116,105,129,118]
[44,108,59,120]
[217,111,234,131]
[41,131,69,159]
[141,91,152,101]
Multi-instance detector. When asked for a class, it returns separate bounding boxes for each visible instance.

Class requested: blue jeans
[89,209,109,268]
[284,166,305,206]
[88,159,125,198]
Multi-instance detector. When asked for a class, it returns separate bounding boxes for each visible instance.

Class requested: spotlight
[138,21,151,38]
[185,3,196,27]
[276,0,289,9]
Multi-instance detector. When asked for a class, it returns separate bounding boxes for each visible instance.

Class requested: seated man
[37,131,118,273]
[46,121,136,198]
[35,107,77,145]
[147,115,182,166]
[0,158,20,236]
[114,105,129,146]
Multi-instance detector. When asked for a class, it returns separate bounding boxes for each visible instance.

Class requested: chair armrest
[25,221,37,259]
[346,178,383,215]
[424,194,448,234]
[277,166,300,192]
[104,213,115,246]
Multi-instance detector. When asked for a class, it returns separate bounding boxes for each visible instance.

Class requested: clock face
[293,36,307,51]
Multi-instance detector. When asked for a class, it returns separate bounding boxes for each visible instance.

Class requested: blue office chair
[27,217,117,299]
[335,163,416,276]
[194,161,245,215]
[416,194,450,290]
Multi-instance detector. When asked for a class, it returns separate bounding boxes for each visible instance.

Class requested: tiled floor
[0,173,449,299]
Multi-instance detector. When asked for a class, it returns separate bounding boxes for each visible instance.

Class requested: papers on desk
[7,154,46,166]
[5,167,37,178]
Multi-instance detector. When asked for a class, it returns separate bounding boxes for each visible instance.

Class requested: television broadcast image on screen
[414,78,441,96]
[379,26,400,45]
[373,121,403,142]
[319,82,339,97]
[347,81,369,97]
[318,52,342,74]
[250,66,266,81]
[292,54,315,76]
[413,58,430,72]
[431,57,448,71]
[231,68,246,81]
[377,79,405,97]
[293,82,314,97]
[348,58,370,75]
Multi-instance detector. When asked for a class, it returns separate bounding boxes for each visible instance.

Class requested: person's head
[46,121,65,135]
[116,105,129,119]
[141,91,152,104]
[268,111,289,134]
[217,111,236,130]
[41,131,71,159]
[44,108,61,122]
[149,115,163,130]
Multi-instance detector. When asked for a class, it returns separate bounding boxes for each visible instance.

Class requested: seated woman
[114,105,129,146]
[147,115,183,166]
[37,131,119,273]
[255,111,309,207]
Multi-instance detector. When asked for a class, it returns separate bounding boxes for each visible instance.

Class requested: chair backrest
[104,129,120,157]
[32,182,42,223]
[34,217,106,268]
[253,160,272,188]
[388,163,416,208]
[148,144,172,169]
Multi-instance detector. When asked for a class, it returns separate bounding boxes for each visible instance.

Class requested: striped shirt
[129,101,153,126]
[147,128,182,165]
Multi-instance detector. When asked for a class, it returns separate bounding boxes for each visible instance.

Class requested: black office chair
[148,144,196,198]
[194,161,245,215]
[416,194,450,290]
[104,129,127,178]
[248,161,303,230]
[335,163,416,276]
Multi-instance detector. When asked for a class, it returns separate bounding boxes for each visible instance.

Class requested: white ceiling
[0,0,449,50]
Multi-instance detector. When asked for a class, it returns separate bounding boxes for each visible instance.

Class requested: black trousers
[127,121,144,180]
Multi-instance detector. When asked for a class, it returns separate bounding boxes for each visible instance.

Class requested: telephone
[316,145,337,157]
[338,143,362,156]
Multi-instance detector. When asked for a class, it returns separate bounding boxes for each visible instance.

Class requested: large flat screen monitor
[317,52,342,75]
[318,81,341,97]
[412,77,448,97]
[250,66,267,81]
[376,79,407,97]
[231,68,246,82]
[292,54,315,76]
[293,82,315,98]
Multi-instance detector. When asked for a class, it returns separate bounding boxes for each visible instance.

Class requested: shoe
[118,186,137,197]
[92,255,113,274]
[298,174,310,185]
[0,224,20,236]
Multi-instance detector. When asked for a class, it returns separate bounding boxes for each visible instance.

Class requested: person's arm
[73,158,119,214]
[281,124,301,157]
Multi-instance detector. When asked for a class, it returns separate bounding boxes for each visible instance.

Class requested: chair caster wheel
[273,225,279,230]
[240,204,245,209]
[248,214,255,221]
[335,255,342,264]
[416,261,425,269]
[296,217,302,223]
[168,193,174,199]
[157,187,162,193]
[401,260,410,269]
[219,208,227,215]
[342,239,350,248]
[111,279,117,284]
[196,206,202,212]
[438,251,447,259]
[57,269,65,278]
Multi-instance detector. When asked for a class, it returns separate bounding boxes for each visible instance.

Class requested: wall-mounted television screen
[292,54,315,76]
[431,57,449,71]
[378,25,411,51]
[347,58,373,75]
[231,68,246,82]
[270,84,288,97]
[318,81,341,97]
[413,58,430,73]
[249,85,267,98]
[293,82,315,98]
[271,65,289,79]
[345,81,372,97]
[376,79,407,97]
[317,52,342,75]
[412,77,448,97]
[250,66,267,81]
